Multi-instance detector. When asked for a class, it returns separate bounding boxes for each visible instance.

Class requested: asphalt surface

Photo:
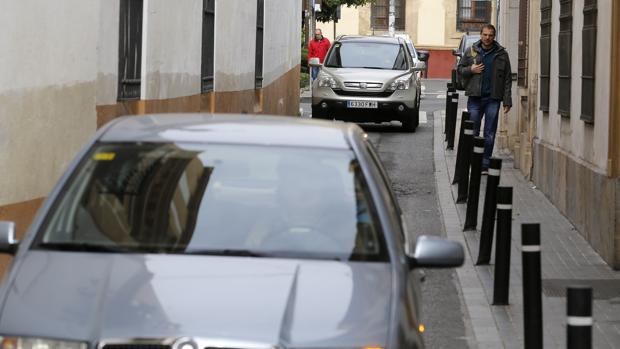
[301,79,473,347]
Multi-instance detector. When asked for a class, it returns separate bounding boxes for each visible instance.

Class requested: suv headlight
[318,75,339,89]
[388,75,412,91]
[0,337,87,349]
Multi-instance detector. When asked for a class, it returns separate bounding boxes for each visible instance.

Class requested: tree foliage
[315,0,375,23]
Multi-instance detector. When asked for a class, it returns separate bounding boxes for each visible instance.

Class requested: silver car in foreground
[311,36,424,132]
[0,115,463,349]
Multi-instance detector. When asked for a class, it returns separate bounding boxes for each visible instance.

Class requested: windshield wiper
[359,66,387,70]
[183,248,272,257]
[35,242,131,253]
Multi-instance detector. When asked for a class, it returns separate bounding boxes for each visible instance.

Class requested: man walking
[457,24,512,174]
[308,29,331,81]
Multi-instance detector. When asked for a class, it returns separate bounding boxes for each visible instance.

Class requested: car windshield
[34,143,388,262]
[324,41,408,70]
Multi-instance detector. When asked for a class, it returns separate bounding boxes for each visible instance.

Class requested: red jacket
[309,37,331,63]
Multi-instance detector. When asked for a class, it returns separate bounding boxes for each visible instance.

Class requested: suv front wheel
[402,103,419,132]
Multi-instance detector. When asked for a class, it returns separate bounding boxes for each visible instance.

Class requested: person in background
[308,28,331,81]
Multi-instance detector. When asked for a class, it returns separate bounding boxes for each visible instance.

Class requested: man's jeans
[467,96,501,169]
[311,66,320,81]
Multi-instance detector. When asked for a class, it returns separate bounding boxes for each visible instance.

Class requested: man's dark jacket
[457,40,513,107]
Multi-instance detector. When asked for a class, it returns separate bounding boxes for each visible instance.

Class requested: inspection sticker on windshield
[347,101,378,109]
[93,152,116,161]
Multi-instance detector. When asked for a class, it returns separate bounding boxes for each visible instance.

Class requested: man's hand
[503,106,511,114]
[471,63,485,74]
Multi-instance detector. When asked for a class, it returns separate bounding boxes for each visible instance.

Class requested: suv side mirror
[452,49,462,57]
[407,235,464,269]
[413,61,426,72]
[0,221,19,255]
[308,57,322,67]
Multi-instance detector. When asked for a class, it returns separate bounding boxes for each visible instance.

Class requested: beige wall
[536,0,612,174]
[0,0,100,206]
[320,5,361,41]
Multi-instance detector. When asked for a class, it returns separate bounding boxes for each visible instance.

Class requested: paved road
[301,80,474,347]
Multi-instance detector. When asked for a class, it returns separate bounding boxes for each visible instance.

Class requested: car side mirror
[413,61,426,72]
[452,49,462,57]
[0,221,19,255]
[407,235,464,269]
[308,57,322,67]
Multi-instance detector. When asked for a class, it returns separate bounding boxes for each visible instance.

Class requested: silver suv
[311,36,424,131]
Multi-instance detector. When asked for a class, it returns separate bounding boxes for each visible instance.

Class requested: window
[117,0,143,101]
[540,0,552,112]
[517,0,529,87]
[581,0,597,123]
[201,0,215,92]
[255,0,264,89]
[558,0,573,117]
[371,0,405,31]
[457,0,492,32]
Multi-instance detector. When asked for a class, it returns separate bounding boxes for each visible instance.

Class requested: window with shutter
[558,0,573,117]
[371,0,405,31]
[540,0,552,112]
[581,0,597,123]
[255,0,264,89]
[518,0,529,87]
[201,0,215,92]
[117,0,143,101]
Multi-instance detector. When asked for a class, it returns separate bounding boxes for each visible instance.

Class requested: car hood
[323,67,409,84]
[0,252,392,348]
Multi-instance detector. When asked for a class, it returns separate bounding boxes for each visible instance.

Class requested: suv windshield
[324,41,408,70]
[34,143,388,262]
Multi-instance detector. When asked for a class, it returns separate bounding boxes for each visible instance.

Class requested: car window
[324,41,409,70]
[34,143,389,262]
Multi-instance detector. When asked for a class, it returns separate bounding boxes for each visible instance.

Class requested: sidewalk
[434,110,620,348]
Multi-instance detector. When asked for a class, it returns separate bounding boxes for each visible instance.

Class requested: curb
[433,110,505,349]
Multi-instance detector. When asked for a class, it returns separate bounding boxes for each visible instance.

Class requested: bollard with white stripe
[456,121,475,203]
[444,83,456,135]
[522,223,543,349]
[452,111,471,185]
[476,158,503,265]
[493,186,513,305]
[463,137,485,230]
[446,92,460,150]
[567,286,593,349]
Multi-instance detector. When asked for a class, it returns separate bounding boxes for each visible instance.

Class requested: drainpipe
[389,0,395,36]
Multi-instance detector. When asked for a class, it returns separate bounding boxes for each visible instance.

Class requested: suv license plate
[347,101,378,109]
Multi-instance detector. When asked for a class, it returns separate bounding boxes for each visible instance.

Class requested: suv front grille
[334,90,394,98]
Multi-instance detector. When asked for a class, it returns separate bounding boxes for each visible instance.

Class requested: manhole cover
[542,279,620,299]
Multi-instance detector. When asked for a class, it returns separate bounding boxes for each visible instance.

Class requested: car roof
[338,35,401,45]
[99,114,358,150]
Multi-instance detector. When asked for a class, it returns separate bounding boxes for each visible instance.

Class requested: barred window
[558,0,573,117]
[540,0,552,112]
[201,0,215,92]
[255,0,264,89]
[517,0,529,87]
[371,0,405,31]
[457,0,492,32]
[581,0,597,123]
[117,0,143,101]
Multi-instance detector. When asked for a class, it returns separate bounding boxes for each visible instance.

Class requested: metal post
[522,223,543,349]
[446,92,459,149]
[453,110,471,184]
[493,186,513,305]
[476,157,503,265]
[456,121,475,203]
[444,83,455,135]
[388,0,395,37]
[463,137,485,230]
[567,287,593,349]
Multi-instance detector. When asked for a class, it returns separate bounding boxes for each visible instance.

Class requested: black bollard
[476,158,503,265]
[444,83,455,135]
[493,186,513,305]
[463,137,485,229]
[456,121,475,203]
[452,111,471,185]
[522,223,543,349]
[446,92,459,150]
[567,286,593,349]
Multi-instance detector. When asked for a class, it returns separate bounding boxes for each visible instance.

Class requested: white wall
[214,0,257,92]
[96,0,120,106]
[263,0,302,87]
[497,0,520,146]
[536,0,611,172]
[0,0,100,205]
[142,0,202,100]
